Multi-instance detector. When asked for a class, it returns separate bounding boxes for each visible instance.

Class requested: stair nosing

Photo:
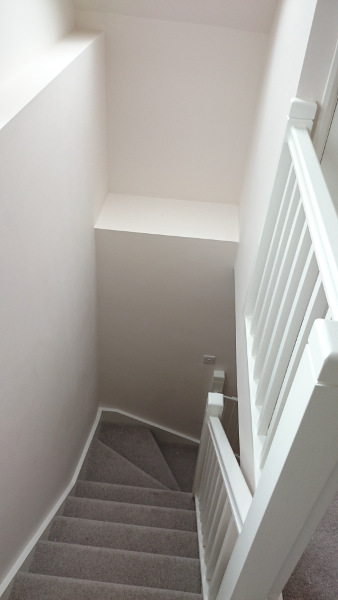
[34,539,200,564]
[75,479,194,499]
[52,514,198,537]
[66,494,196,517]
[14,572,203,599]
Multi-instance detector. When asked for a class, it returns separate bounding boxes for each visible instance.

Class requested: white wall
[0,0,74,83]
[95,228,237,439]
[234,0,319,489]
[0,32,107,585]
[76,10,268,204]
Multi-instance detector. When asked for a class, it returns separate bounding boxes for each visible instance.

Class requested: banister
[208,417,252,531]
[287,125,338,318]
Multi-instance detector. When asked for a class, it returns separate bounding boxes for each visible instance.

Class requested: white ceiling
[73,0,279,33]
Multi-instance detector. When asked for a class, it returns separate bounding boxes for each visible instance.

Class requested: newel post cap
[206,392,224,418]
[308,319,338,385]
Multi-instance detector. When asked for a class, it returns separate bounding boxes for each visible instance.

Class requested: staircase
[9,423,202,600]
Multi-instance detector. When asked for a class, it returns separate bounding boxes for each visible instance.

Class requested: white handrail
[287,125,338,318]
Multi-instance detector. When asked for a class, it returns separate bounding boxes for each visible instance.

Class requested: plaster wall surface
[95,229,237,439]
[234,0,319,489]
[75,9,269,205]
[0,33,107,585]
[0,0,74,83]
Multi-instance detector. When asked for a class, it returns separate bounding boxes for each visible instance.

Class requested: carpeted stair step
[63,496,197,532]
[99,424,180,491]
[80,439,167,489]
[10,572,203,600]
[156,442,199,493]
[75,480,195,510]
[49,516,199,557]
[29,541,201,593]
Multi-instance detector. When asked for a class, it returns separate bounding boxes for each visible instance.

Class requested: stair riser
[64,497,197,532]
[50,517,199,558]
[11,573,203,600]
[75,480,196,510]
[99,424,180,490]
[30,543,201,593]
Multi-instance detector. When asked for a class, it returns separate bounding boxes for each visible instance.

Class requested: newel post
[192,392,223,496]
[216,319,338,600]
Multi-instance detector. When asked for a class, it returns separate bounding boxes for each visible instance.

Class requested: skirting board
[0,406,199,597]
[100,407,200,445]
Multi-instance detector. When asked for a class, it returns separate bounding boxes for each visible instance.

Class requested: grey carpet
[283,492,338,600]
[63,496,197,531]
[80,438,168,489]
[29,541,201,593]
[75,479,196,510]
[99,424,180,491]
[156,443,198,492]
[10,573,203,600]
[50,516,199,557]
[9,423,201,599]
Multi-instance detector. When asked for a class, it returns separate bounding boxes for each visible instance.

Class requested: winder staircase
[9,424,201,600]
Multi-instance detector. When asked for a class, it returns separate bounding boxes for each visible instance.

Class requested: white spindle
[251,183,299,359]
[251,167,296,335]
[252,196,302,372]
[204,494,230,564]
[209,517,238,600]
[255,222,311,408]
[206,500,232,579]
[260,275,328,467]
[199,438,212,511]
[201,451,218,524]
[193,393,223,495]
[203,472,223,545]
[257,247,318,435]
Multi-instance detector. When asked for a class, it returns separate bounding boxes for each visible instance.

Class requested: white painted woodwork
[215,319,338,600]
[234,0,320,488]
[252,198,303,369]
[260,276,328,467]
[257,248,318,435]
[243,98,335,481]
[194,394,252,600]
[250,165,295,335]
[288,125,338,317]
[255,221,311,404]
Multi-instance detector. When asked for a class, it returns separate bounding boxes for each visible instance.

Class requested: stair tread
[75,480,195,510]
[99,424,180,491]
[29,541,201,593]
[80,439,168,490]
[10,572,203,600]
[64,496,197,532]
[50,515,199,557]
[155,443,198,493]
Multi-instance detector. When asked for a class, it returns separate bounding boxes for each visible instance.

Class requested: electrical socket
[203,355,216,364]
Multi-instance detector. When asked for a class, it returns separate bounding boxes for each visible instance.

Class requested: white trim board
[100,407,200,445]
[0,406,199,597]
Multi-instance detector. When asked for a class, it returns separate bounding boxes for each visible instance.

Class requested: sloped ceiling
[73,0,279,33]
